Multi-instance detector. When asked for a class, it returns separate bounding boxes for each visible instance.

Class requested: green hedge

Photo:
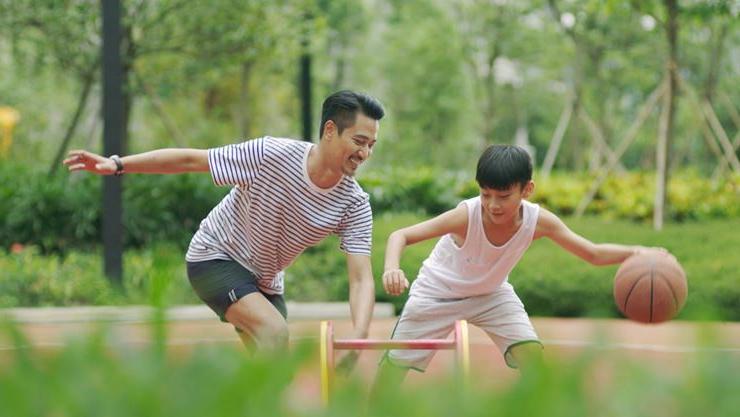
[0,162,228,252]
[289,214,740,321]
[1,162,737,253]
[0,243,198,308]
[2,215,739,322]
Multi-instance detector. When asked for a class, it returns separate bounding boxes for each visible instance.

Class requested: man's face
[330,113,379,177]
[480,181,534,225]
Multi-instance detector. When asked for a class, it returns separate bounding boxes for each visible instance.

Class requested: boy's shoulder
[533,205,567,238]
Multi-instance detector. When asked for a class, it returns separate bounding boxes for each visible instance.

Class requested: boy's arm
[535,208,661,265]
[64,148,209,175]
[383,204,468,295]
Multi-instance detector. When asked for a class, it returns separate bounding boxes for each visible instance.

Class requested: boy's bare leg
[370,359,410,400]
[225,292,289,351]
[508,342,544,372]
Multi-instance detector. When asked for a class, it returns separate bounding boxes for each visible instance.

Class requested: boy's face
[480,181,534,225]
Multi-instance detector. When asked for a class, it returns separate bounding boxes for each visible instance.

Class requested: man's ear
[322,120,336,140]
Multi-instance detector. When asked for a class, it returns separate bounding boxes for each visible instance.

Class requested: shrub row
[1,162,737,253]
[0,162,227,252]
[2,215,739,322]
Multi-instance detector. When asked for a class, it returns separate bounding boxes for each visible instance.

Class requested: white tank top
[410,197,540,298]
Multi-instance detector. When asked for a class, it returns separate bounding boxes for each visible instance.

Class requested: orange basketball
[613,251,687,323]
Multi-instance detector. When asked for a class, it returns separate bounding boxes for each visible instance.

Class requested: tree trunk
[703,21,728,103]
[137,73,184,147]
[654,0,678,231]
[48,69,95,176]
[541,92,575,176]
[332,42,346,91]
[576,81,665,216]
[239,61,253,139]
[481,45,500,149]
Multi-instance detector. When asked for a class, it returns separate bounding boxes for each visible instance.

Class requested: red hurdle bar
[333,339,457,350]
[320,320,470,406]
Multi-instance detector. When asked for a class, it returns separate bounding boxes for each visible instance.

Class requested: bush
[1,162,227,252]
[0,243,199,308]
[1,215,739,321]
[359,167,462,215]
[289,214,740,321]
[2,161,737,254]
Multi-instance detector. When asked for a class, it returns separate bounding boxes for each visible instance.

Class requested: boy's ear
[522,180,535,198]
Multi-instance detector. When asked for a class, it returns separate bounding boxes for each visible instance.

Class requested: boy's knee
[506,341,544,369]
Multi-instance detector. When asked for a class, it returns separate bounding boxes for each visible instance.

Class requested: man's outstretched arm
[63,148,209,175]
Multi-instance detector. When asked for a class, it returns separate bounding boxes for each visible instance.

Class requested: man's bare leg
[225,292,289,351]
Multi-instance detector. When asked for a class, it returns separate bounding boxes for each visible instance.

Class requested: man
[65,90,385,359]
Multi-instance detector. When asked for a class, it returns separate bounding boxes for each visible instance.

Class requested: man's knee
[257,320,289,348]
[225,298,289,349]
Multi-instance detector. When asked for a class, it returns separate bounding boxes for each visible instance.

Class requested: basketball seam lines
[655,273,679,309]
[622,272,651,313]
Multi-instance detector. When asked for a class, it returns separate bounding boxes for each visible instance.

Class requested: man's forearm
[120,148,209,174]
[348,276,374,338]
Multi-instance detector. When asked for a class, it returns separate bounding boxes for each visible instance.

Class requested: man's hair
[319,90,385,138]
[476,144,533,190]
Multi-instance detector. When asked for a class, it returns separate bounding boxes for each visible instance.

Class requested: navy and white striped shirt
[185,137,372,294]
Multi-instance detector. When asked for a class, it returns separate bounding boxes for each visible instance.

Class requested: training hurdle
[320,320,470,405]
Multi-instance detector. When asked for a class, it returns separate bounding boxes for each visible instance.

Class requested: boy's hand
[633,246,670,256]
[383,269,409,296]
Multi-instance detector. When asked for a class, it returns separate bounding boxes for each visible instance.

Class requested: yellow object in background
[0,106,20,158]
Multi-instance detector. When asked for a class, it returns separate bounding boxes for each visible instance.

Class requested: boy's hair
[319,90,385,139]
[476,144,533,190]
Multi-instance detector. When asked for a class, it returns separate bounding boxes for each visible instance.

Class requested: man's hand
[64,150,117,175]
[382,269,409,296]
[335,350,360,376]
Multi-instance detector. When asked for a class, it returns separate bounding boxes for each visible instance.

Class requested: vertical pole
[101,0,124,284]
[299,8,313,142]
[320,320,334,406]
[454,320,470,387]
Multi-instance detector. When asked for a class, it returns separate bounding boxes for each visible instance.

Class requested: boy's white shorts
[384,282,541,371]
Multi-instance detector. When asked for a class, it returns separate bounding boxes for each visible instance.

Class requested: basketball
[613,251,687,323]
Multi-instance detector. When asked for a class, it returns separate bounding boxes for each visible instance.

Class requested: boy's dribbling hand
[382,269,409,296]
[633,246,671,256]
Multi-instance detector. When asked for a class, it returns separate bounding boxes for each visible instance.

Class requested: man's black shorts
[186,259,287,322]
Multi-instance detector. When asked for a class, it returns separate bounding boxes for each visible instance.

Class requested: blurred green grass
[0,319,738,417]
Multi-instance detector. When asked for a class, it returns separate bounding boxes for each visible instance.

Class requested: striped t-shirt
[185,136,373,294]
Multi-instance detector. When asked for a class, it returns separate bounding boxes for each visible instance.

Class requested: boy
[376,144,665,383]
